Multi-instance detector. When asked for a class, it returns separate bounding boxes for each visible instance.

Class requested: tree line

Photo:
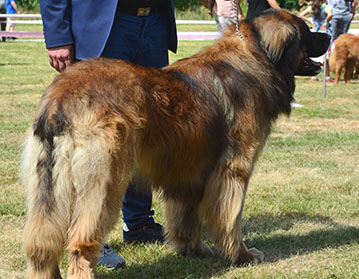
[18,0,309,12]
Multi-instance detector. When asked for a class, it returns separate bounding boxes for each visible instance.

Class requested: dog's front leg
[199,158,263,265]
[164,196,214,258]
[236,241,264,265]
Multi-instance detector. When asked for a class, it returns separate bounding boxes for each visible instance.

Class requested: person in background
[208,0,243,33]
[5,0,20,40]
[0,0,6,42]
[327,0,357,41]
[299,0,333,33]
[299,0,334,82]
[245,0,280,18]
[39,0,177,269]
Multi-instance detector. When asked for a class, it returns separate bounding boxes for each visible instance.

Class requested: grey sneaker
[97,243,126,269]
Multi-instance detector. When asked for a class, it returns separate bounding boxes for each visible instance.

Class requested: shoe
[311,76,319,81]
[123,223,164,244]
[97,243,126,269]
[325,77,334,83]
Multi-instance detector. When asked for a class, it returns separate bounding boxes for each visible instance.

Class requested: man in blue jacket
[39,0,177,269]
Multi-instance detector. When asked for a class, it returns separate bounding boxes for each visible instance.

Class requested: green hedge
[278,0,300,10]
[175,0,201,10]
[18,0,301,13]
[17,0,202,11]
[18,0,38,10]
[175,0,300,11]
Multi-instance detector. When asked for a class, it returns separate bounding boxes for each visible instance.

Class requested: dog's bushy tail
[21,99,133,277]
[21,102,78,277]
[21,128,68,277]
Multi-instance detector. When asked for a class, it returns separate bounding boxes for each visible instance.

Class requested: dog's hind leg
[344,60,355,84]
[65,133,132,279]
[199,158,263,265]
[334,58,346,84]
[66,178,128,279]
[22,134,66,279]
[164,196,214,258]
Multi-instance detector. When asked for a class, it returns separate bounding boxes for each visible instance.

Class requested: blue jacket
[6,0,17,14]
[39,0,177,60]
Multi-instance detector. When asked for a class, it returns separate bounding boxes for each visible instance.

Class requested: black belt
[117,6,160,16]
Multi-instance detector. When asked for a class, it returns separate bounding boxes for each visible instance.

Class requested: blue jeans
[101,8,169,230]
[102,8,169,67]
[331,13,353,41]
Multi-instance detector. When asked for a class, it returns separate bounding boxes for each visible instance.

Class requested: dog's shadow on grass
[0,63,32,66]
[97,212,359,278]
[97,244,229,279]
[243,211,359,262]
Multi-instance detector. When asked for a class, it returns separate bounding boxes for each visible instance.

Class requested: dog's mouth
[294,30,330,76]
[295,57,322,76]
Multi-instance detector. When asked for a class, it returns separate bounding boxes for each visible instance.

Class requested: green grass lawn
[1,40,359,279]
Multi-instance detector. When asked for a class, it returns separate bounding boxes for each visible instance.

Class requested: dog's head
[250,10,330,76]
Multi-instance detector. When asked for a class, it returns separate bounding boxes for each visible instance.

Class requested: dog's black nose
[308,32,331,58]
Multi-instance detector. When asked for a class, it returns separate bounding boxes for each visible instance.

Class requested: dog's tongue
[296,57,323,76]
[305,58,322,67]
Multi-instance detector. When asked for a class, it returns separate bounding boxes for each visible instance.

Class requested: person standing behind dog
[327,0,357,41]
[245,0,280,18]
[299,0,333,33]
[39,0,177,269]
[5,0,20,40]
[208,0,243,33]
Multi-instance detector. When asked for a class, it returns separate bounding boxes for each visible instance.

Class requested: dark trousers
[331,13,353,41]
[101,8,169,230]
[0,8,6,42]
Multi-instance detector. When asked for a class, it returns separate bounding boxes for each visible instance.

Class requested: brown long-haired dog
[21,10,330,279]
[329,33,359,84]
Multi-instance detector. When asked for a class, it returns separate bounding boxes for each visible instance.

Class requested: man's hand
[47,44,74,72]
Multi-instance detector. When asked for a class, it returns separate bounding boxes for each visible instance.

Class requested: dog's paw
[175,242,215,258]
[247,248,264,264]
[194,242,215,258]
[236,247,264,266]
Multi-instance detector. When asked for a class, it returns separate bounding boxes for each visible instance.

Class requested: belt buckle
[137,7,151,16]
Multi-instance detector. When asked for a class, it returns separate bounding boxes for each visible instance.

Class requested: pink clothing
[214,0,235,18]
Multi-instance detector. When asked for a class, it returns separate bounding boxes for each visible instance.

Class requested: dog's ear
[253,14,298,65]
